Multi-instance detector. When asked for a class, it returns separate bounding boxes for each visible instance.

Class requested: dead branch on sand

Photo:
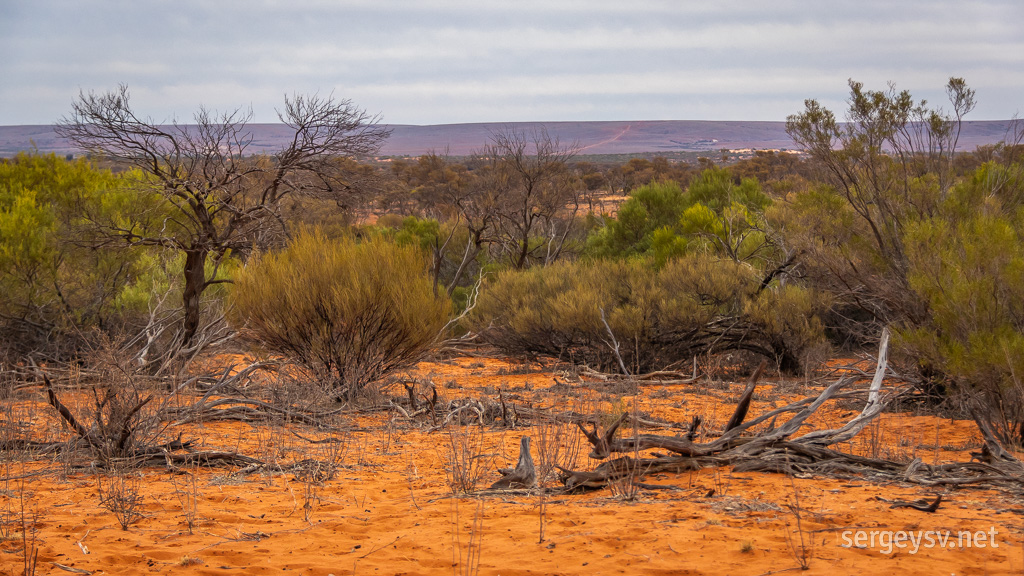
[556,329,1024,492]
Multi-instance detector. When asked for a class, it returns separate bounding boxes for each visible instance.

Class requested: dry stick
[359,535,403,559]
[888,494,942,512]
[41,373,90,441]
[172,398,347,429]
[599,307,631,377]
[576,413,628,459]
[724,360,768,432]
[797,327,890,446]
[577,366,696,385]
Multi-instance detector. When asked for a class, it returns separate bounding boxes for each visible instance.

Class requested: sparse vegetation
[1,77,1024,574]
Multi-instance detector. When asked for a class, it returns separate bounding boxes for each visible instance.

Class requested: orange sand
[1,357,1021,575]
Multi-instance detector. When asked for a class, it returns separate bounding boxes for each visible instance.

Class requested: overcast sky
[2,1,1022,125]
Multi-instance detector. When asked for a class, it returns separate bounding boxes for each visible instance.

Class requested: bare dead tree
[396,152,501,296]
[56,85,391,349]
[482,127,583,269]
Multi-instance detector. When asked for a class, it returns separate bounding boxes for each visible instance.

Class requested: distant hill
[0,120,1016,158]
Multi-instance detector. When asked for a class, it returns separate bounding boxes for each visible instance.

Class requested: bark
[181,248,209,347]
[491,436,536,489]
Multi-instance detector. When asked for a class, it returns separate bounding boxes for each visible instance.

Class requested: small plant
[99,470,145,531]
[783,474,814,570]
[300,476,321,524]
[18,481,38,576]
[740,540,755,553]
[442,425,490,494]
[169,465,201,534]
[533,419,582,487]
[712,467,731,497]
[866,419,884,459]
[608,401,644,502]
[179,556,204,567]
[450,498,484,576]
[290,430,348,524]
[315,431,350,482]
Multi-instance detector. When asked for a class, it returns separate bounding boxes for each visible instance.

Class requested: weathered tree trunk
[181,248,209,347]
[491,436,536,489]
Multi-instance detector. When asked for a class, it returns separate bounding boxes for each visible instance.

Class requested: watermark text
[840,528,1000,555]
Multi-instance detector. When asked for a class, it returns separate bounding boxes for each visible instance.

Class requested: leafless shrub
[378,415,397,456]
[291,430,349,524]
[169,464,201,534]
[252,424,283,487]
[299,475,321,524]
[442,425,491,494]
[36,337,175,468]
[99,469,145,531]
[533,418,583,487]
[18,485,38,576]
[450,497,484,576]
[313,431,350,482]
[607,401,644,502]
[711,467,731,498]
[783,464,814,570]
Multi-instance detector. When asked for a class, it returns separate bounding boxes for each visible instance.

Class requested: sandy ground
[1,355,1022,575]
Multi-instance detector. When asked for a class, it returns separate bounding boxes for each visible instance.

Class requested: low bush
[899,161,1024,443]
[229,230,452,401]
[469,255,826,374]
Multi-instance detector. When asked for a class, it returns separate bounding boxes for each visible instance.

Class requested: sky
[1,0,1022,126]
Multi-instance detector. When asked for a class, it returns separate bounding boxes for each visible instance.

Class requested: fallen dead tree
[556,329,1024,492]
[0,362,353,476]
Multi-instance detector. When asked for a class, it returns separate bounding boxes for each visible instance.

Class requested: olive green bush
[0,153,167,357]
[899,161,1024,443]
[469,255,826,374]
[229,230,452,400]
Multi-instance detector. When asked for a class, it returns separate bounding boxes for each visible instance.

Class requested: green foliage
[783,78,977,334]
[363,214,488,307]
[228,230,452,400]
[469,255,825,373]
[393,215,442,252]
[587,180,687,258]
[781,77,1024,446]
[899,160,1024,441]
[686,166,770,213]
[0,153,164,352]
[587,168,773,265]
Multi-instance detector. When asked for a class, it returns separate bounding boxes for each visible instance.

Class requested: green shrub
[228,230,452,400]
[0,153,166,356]
[469,255,826,373]
[899,161,1024,442]
[587,168,773,266]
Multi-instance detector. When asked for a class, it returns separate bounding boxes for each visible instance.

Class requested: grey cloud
[1,0,1021,124]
